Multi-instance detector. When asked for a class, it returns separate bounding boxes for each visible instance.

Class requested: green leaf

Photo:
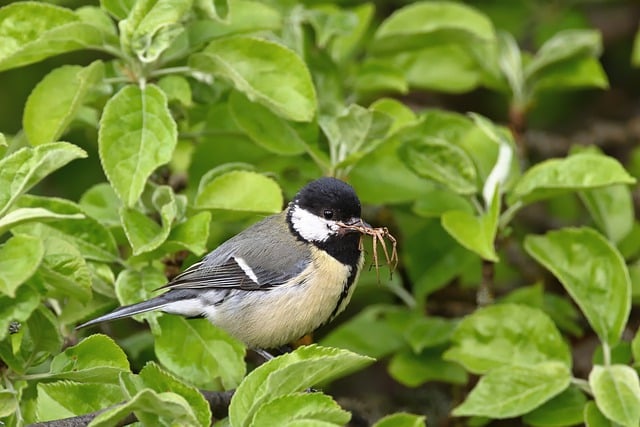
[399,137,477,195]
[320,104,393,171]
[413,187,474,218]
[0,207,84,237]
[0,3,115,72]
[441,191,500,262]
[184,1,281,45]
[36,381,124,422]
[508,154,636,206]
[531,56,608,93]
[0,389,17,418]
[633,327,640,365]
[79,183,121,227]
[229,345,373,427]
[589,364,640,427]
[373,413,426,427]
[328,3,373,62]
[349,138,431,204]
[598,345,632,368]
[89,388,198,427]
[39,236,92,302]
[23,61,104,146]
[119,0,191,63]
[49,334,130,383]
[0,234,43,297]
[120,185,177,255]
[251,393,350,427]
[390,45,481,93]
[0,132,6,147]
[525,29,602,80]
[468,112,516,205]
[195,0,229,22]
[444,304,571,374]
[403,218,479,299]
[21,306,63,367]
[580,184,634,243]
[633,28,640,67]
[154,316,246,390]
[157,75,192,106]
[543,293,583,337]
[524,227,631,346]
[453,362,571,418]
[355,59,408,95]
[190,36,316,122]
[523,387,587,427]
[372,1,495,55]
[497,31,525,106]
[306,5,359,49]
[320,306,406,358]
[369,98,417,134]
[389,348,468,387]
[585,401,615,427]
[99,84,177,207]
[76,6,118,37]
[162,211,211,256]
[0,141,87,217]
[229,91,307,155]
[138,362,211,427]
[403,316,456,353]
[100,0,135,20]
[0,282,41,342]
[195,170,282,213]
[115,265,166,309]
[13,195,118,262]
[458,125,519,192]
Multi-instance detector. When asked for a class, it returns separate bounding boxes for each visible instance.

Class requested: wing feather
[164,214,311,291]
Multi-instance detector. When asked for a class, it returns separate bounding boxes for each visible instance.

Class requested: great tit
[78,177,370,357]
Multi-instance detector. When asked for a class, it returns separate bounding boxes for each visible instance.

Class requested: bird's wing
[163,213,311,291]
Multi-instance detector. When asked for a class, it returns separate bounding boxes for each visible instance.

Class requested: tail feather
[76,298,170,329]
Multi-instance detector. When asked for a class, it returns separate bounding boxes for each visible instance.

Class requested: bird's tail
[76,298,170,329]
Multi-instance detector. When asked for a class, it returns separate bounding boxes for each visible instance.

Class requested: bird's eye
[323,209,334,219]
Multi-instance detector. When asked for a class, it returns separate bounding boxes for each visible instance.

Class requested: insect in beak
[337,219,398,282]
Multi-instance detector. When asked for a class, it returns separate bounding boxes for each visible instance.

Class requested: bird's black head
[287,177,365,265]
[294,177,362,224]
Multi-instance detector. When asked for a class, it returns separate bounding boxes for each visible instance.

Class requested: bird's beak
[350,218,372,228]
[339,217,372,234]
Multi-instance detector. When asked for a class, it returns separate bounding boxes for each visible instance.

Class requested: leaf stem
[499,200,522,230]
[148,66,195,78]
[94,44,126,60]
[386,281,417,309]
[571,377,593,396]
[471,196,485,215]
[602,341,612,366]
[103,76,134,84]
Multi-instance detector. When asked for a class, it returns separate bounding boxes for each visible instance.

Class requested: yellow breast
[208,247,363,349]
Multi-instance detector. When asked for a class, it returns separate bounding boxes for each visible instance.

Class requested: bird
[77,177,370,359]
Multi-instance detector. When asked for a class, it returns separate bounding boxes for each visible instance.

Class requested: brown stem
[508,104,528,160]
[477,260,495,307]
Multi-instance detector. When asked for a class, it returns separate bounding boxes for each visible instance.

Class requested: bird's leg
[252,348,276,361]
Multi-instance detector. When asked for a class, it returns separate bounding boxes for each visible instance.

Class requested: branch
[28,390,235,427]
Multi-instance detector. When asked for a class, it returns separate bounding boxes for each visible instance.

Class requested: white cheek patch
[290,205,338,242]
[233,256,259,284]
